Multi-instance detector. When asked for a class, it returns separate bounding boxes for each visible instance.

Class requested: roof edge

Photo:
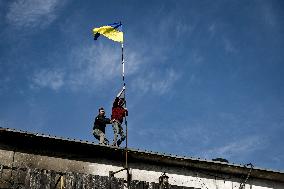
[1,127,283,182]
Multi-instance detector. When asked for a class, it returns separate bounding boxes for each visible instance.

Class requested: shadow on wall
[0,167,199,189]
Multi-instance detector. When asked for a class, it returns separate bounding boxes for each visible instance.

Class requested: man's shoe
[112,142,118,147]
[117,139,122,147]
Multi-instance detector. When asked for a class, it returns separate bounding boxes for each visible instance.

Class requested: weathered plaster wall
[1,149,283,189]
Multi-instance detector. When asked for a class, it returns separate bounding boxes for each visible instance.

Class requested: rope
[239,163,253,189]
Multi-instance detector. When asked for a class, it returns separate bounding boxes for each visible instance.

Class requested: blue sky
[0,0,284,171]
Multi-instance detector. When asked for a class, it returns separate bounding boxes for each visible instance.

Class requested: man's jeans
[112,121,126,146]
[93,129,109,145]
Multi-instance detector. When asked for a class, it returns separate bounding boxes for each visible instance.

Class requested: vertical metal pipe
[121,41,129,188]
[122,43,125,80]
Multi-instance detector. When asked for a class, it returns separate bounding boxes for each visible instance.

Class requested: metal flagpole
[121,42,127,163]
[121,33,130,187]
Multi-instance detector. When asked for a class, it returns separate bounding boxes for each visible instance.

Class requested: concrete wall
[1,149,284,189]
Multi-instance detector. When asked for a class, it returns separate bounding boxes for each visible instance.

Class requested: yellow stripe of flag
[93,25,123,43]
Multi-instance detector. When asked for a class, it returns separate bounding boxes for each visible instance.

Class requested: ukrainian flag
[93,22,123,43]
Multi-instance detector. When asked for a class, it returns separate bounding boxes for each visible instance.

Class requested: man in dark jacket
[111,95,128,147]
[93,107,112,145]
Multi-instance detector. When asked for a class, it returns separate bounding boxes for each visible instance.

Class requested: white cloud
[208,23,217,38]
[132,69,180,96]
[152,69,179,95]
[0,76,11,94]
[28,42,146,93]
[259,2,276,27]
[31,69,64,91]
[191,51,204,65]
[208,23,216,34]
[6,0,63,28]
[0,119,9,128]
[27,10,182,94]
[175,20,194,39]
[67,43,144,91]
[125,50,143,75]
[66,39,181,95]
[156,11,194,41]
[204,136,267,159]
[223,38,237,53]
[67,44,120,90]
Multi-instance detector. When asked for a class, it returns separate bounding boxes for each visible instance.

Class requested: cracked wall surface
[1,128,284,189]
[1,149,284,189]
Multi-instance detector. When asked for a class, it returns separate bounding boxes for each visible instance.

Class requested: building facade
[0,127,283,189]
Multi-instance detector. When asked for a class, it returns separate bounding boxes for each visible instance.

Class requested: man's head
[98,107,105,115]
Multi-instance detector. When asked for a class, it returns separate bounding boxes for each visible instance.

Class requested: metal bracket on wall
[109,167,132,188]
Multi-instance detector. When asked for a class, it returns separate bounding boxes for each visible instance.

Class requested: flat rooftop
[0,127,283,182]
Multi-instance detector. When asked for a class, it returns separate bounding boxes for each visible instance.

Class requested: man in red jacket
[111,88,128,147]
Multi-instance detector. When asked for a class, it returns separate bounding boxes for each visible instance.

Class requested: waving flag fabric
[93,22,123,43]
